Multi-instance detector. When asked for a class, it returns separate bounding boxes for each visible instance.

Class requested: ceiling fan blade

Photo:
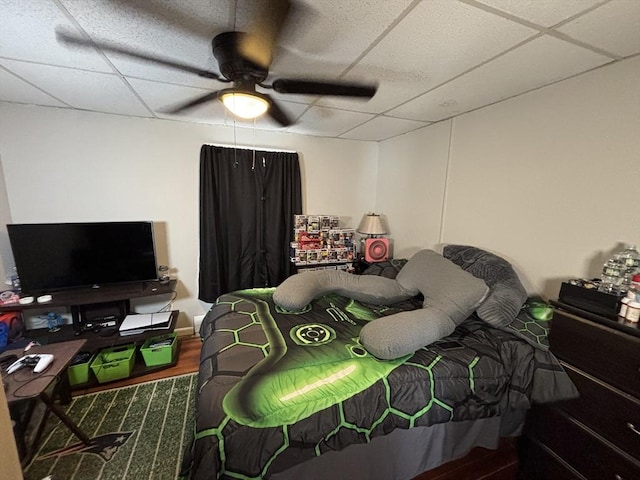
[239,0,291,69]
[265,95,293,127]
[56,30,220,80]
[107,0,215,41]
[271,79,377,98]
[162,91,220,114]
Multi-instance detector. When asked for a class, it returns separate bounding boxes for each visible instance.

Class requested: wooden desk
[3,339,90,463]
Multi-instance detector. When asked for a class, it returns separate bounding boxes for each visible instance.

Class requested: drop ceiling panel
[0,0,637,141]
[286,106,374,137]
[260,0,416,79]
[0,66,66,107]
[127,79,221,123]
[58,0,229,88]
[340,116,429,142]
[557,0,640,57]
[388,35,612,122]
[1,59,152,116]
[0,0,113,72]
[474,0,604,27]
[317,0,538,113]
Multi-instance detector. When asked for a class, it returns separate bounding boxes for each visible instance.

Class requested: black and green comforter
[181,288,576,480]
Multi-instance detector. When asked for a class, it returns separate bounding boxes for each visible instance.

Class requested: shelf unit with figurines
[290,215,357,273]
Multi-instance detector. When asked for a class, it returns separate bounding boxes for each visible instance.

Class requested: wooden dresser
[519,302,640,480]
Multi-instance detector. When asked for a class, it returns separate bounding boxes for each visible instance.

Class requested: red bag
[0,311,26,348]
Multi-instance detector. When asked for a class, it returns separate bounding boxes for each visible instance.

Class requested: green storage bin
[90,344,136,383]
[67,351,94,386]
[140,333,177,367]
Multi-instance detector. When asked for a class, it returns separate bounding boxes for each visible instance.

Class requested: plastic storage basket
[67,351,95,386]
[90,343,136,383]
[140,332,177,367]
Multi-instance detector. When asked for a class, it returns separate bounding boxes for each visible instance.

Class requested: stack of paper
[118,312,172,336]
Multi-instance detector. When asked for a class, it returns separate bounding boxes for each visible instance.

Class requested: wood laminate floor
[73,335,202,395]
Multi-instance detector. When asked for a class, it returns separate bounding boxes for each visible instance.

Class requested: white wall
[0,106,377,326]
[377,57,640,299]
[376,120,452,258]
[0,153,13,285]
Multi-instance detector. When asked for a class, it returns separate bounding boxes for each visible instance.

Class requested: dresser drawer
[526,405,640,480]
[519,437,583,480]
[549,309,640,398]
[559,363,640,462]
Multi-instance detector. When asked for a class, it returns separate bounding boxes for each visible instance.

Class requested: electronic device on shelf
[7,221,159,294]
[6,353,54,374]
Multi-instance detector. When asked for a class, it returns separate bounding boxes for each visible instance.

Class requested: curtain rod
[204,142,297,154]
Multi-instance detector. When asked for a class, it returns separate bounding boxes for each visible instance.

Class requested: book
[118,312,172,335]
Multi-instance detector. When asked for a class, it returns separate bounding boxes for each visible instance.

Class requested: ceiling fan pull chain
[252,118,257,170]
[233,121,239,168]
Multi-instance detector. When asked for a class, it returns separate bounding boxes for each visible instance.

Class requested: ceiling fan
[56,0,377,127]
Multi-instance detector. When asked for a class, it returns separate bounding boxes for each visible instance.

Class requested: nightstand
[519,302,640,479]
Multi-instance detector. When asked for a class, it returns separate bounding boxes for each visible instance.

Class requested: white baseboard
[194,314,206,337]
[175,326,195,337]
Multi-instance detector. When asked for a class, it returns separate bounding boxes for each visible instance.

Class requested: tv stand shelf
[0,280,177,334]
[26,310,180,390]
[0,280,177,312]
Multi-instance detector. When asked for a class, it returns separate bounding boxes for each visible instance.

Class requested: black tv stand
[0,280,176,321]
[0,280,180,388]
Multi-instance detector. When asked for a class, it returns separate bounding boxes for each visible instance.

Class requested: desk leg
[38,393,92,445]
[8,402,30,461]
[56,370,72,405]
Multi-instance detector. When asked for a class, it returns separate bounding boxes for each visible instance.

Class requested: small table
[3,339,90,463]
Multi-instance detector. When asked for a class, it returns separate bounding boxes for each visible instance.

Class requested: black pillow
[443,245,527,327]
[361,259,407,279]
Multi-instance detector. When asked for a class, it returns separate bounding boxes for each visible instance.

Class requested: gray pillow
[273,269,415,312]
[443,245,527,327]
[360,249,489,359]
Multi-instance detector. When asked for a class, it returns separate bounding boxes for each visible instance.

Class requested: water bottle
[618,244,640,291]
[618,274,640,319]
[598,254,625,294]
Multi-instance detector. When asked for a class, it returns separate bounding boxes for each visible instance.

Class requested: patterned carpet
[24,373,197,480]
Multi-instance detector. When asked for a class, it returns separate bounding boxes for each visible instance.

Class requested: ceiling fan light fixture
[220,91,269,119]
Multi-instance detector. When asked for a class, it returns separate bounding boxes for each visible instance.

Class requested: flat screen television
[7,221,158,294]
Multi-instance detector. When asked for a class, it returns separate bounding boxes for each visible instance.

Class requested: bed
[180,249,578,480]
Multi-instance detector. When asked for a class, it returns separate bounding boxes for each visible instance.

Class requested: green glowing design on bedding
[220,289,409,428]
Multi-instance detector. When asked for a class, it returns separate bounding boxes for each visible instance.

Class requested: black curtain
[199,145,302,302]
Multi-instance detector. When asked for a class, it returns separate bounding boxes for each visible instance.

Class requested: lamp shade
[219,91,269,119]
[357,213,387,235]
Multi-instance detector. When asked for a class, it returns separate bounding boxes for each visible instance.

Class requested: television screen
[8,221,158,294]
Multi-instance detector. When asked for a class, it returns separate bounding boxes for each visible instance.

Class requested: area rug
[23,373,197,480]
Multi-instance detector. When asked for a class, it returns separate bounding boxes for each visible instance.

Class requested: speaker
[364,238,389,263]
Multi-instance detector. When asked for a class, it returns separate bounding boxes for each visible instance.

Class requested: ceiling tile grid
[1,59,153,116]
[387,35,613,122]
[0,0,637,142]
[0,65,66,107]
